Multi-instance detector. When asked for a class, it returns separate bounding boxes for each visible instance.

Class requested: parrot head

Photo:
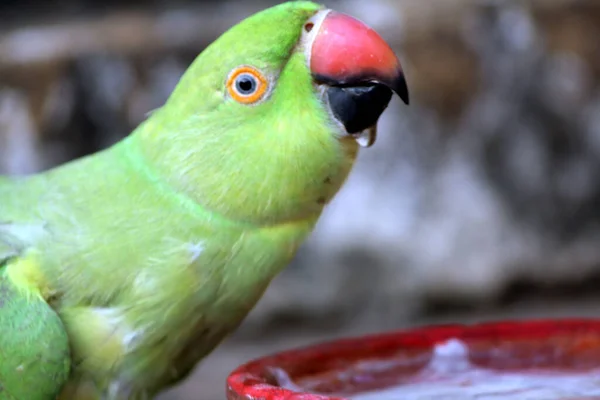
[134,1,409,225]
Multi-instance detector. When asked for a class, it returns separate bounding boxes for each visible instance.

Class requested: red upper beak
[310,10,409,105]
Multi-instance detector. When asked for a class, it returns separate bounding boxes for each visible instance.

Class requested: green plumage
[0,2,361,398]
[0,275,70,400]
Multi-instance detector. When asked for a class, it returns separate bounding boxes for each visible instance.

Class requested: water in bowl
[349,339,600,400]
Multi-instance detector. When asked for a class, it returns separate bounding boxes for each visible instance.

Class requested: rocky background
[2,0,600,398]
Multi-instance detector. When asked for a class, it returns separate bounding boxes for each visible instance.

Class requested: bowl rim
[226,318,600,400]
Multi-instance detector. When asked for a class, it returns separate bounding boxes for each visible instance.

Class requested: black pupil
[236,74,257,95]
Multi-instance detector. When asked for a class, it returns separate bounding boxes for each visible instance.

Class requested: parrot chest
[55,218,313,398]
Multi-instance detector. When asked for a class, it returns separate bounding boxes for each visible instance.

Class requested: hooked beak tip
[394,72,410,105]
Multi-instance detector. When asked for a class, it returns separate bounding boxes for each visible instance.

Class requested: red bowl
[226,319,600,400]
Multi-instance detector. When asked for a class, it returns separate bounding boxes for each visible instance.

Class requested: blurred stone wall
[2,0,600,399]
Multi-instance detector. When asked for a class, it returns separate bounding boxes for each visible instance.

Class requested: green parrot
[0,1,409,399]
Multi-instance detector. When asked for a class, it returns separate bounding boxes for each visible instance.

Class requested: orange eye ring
[226,66,268,104]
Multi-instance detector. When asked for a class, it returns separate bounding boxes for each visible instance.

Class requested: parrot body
[0,1,408,398]
[0,137,334,398]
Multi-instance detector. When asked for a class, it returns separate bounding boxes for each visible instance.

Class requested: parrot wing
[0,220,72,400]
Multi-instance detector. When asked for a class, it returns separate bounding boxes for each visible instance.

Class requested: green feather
[0,263,71,400]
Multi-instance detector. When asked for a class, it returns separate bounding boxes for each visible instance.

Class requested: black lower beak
[326,84,393,134]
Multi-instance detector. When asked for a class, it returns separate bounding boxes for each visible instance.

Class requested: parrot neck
[123,112,358,227]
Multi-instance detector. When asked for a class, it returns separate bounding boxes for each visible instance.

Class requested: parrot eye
[235,74,256,94]
[227,66,268,104]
